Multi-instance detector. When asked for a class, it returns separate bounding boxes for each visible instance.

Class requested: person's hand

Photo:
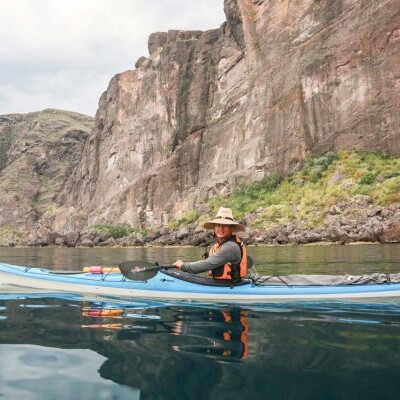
[173,260,183,269]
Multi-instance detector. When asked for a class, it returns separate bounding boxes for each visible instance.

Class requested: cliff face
[63,0,400,230]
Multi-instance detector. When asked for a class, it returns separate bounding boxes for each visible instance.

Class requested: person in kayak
[173,207,248,283]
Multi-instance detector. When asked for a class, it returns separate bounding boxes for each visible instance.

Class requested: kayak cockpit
[160,269,251,287]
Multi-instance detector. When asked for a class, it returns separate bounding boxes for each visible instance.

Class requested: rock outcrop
[63,0,400,231]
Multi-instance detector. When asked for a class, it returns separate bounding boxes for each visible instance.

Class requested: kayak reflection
[82,303,249,362]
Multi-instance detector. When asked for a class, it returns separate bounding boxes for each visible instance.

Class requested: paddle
[118,260,175,281]
[118,256,255,281]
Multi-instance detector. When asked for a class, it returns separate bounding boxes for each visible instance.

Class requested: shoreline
[1,239,398,249]
[2,201,399,248]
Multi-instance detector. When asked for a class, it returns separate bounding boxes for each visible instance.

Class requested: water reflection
[1,293,400,399]
[0,345,138,400]
[81,302,249,362]
[1,241,400,400]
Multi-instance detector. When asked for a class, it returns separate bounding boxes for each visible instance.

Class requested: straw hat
[203,207,245,232]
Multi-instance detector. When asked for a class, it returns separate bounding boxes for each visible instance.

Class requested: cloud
[0,0,225,116]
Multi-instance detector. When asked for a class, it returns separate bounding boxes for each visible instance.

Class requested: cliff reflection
[2,295,400,400]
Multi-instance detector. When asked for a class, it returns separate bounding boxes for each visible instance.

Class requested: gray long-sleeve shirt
[181,239,241,274]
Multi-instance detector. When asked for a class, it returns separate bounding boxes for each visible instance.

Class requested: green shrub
[308,167,323,183]
[260,173,282,191]
[302,152,338,183]
[169,210,199,230]
[359,171,378,185]
[92,224,135,239]
[305,151,338,170]
[384,171,400,179]
[314,151,338,168]
[234,173,282,197]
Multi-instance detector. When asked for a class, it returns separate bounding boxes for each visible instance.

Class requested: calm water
[1,244,400,400]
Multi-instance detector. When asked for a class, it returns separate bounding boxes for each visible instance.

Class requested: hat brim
[204,218,245,232]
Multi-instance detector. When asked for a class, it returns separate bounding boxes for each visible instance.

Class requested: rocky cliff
[1,0,399,246]
[63,0,400,232]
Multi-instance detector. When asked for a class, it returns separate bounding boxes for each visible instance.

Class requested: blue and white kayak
[1,262,400,303]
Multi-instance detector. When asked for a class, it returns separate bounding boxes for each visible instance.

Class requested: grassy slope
[203,151,400,230]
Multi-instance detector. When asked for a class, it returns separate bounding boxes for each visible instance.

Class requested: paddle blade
[118,260,161,281]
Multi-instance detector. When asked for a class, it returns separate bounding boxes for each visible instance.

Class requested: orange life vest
[209,235,247,282]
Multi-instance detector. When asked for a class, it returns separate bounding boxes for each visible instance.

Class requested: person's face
[214,224,234,240]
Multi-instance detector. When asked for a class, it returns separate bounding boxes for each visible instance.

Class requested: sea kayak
[1,262,400,303]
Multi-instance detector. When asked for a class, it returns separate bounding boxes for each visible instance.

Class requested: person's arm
[177,241,241,274]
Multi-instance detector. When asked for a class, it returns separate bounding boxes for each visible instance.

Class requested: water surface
[1,244,400,399]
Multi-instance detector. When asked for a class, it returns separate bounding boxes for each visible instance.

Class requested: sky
[0,0,225,117]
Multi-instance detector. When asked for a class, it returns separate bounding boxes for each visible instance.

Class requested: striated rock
[98,237,117,247]
[176,226,190,240]
[148,32,168,54]
[135,56,148,69]
[64,232,80,247]
[378,217,400,243]
[79,237,94,247]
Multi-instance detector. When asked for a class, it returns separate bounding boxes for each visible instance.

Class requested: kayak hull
[1,262,400,303]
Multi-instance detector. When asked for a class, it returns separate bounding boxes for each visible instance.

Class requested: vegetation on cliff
[177,151,400,231]
[90,223,148,240]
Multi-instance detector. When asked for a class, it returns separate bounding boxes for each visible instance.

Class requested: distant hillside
[0,109,93,245]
